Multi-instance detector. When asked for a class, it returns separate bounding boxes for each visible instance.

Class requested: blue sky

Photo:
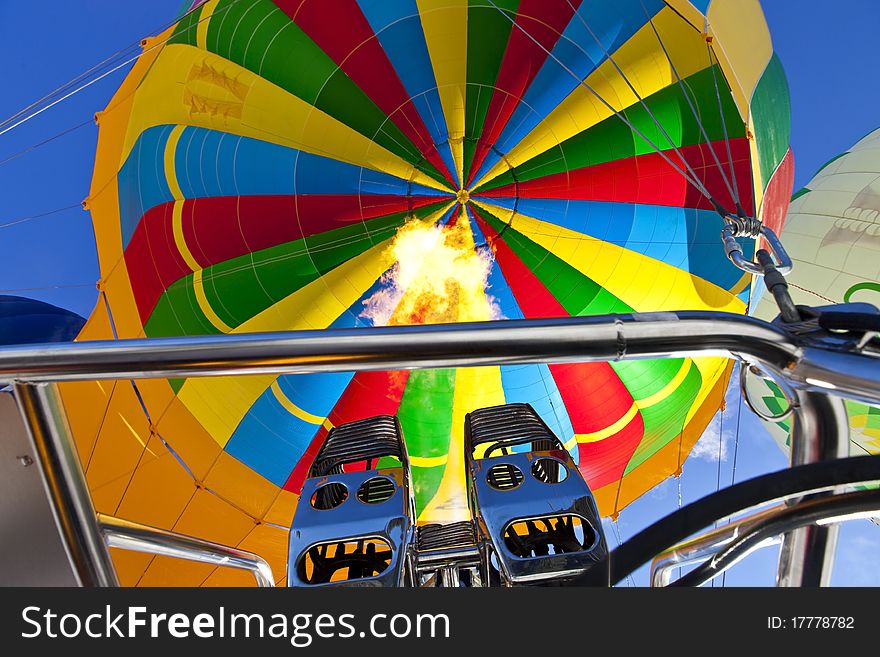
[0,1,184,315]
[0,1,878,586]
[763,0,880,190]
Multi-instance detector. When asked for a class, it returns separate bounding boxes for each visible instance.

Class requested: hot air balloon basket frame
[6,303,880,587]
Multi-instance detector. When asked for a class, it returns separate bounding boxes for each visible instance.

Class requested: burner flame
[362,211,501,327]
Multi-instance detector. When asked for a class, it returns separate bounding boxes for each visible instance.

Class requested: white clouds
[689,412,730,462]
[687,364,746,464]
[648,474,676,501]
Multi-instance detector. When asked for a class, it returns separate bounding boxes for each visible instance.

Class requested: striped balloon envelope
[62,0,792,585]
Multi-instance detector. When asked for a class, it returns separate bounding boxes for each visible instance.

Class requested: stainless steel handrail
[657,489,880,587]
[99,514,275,587]
[0,313,797,383]
[777,390,850,586]
[651,472,872,587]
[1,311,876,407]
[14,382,119,587]
[650,505,785,587]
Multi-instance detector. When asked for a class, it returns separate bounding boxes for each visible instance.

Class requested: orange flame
[362,213,501,327]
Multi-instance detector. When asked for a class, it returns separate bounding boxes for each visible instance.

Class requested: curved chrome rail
[99,514,275,587]
[654,490,880,587]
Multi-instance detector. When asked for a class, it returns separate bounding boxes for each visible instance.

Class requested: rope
[0,51,150,138]
[788,282,837,304]
[0,0,212,132]
[97,282,279,585]
[0,45,142,134]
[677,470,683,582]
[0,283,96,293]
[724,214,763,238]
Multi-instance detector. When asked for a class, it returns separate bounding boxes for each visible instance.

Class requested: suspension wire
[0,46,140,134]
[677,470,683,582]
[0,0,211,133]
[705,41,745,215]
[0,203,82,230]
[80,297,119,472]
[484,0,721,210]
[714,407,725,501]
[729,367,744,487]
[637,0,740,206]
[0,0,246,139]
[711,403,726,587]
[562,0,725,211]
[104,287,199,490]
[0,119,93,168]
[721,365,745,587]
[0,284,96,294]
[104,283,283,584]
[0,51,154,139]
[610,520,637,587]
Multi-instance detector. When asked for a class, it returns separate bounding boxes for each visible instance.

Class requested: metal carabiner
[721,220,793,277]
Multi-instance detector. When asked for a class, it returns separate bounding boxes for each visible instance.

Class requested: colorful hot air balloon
[62,0,792,585]
[753,127,880,460]
[0,296,85,346]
